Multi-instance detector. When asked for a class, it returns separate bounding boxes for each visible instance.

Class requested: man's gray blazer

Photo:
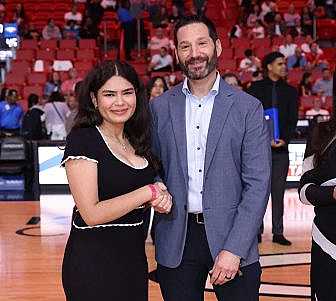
[150,78,271,268]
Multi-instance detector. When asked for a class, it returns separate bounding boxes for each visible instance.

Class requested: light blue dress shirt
[182,73,220,213]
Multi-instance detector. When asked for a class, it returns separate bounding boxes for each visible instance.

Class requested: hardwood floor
[0,189,313,300]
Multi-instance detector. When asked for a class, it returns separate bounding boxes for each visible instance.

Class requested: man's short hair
[262,51,285,71]
[174,15,218,47]
[244,49,253,57]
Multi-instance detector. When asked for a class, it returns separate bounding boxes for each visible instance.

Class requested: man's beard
[179,50,217,80]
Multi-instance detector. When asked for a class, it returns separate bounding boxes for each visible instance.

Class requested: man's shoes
[272,234,292,246]
[257,234,262,243]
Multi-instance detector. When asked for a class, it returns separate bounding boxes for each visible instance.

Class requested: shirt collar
[182,72,221,97]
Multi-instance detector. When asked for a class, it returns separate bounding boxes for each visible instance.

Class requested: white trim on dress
[299,183,314,205]
[95,126,149,170]
[312,222,336,261]
[60,155,98,166]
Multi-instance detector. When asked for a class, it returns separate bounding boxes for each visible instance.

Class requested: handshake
[148,182,173,214]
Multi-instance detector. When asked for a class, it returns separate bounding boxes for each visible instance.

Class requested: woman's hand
[150,182,173,214]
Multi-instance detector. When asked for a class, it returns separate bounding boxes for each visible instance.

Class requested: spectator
[21,93,47,140]
[239,48,261,72]
[299,72,313,96]
[193,0,207,16]
[287,48,307,70]
[61,68,82,95]
[325,0,336,18]
[79,17,100,39]
[42,19,62,40]
[117,0,136,61]
[0,89,23,135]
[24,24,40,41]
[301,35,316,54]
[148,46,173,72]
[44,72,62,97]
[279,33,297,58]
[63,20,80,40]
[260,0,274,19]
[12,3,26,35]
[172,0,184,16]
[283,4,300,35]
[301,6,314,36]
[263,1,278,25]
[312,68,333,97]
[65,92,79,134]
[64,4,82,25]
[305,97,330,119]
[249,19,265,39]
[247,4,262,28]
[86,0,104,25]
[44,92,69,140]
[222,73,242,89]
[146,76,168,100]
[306,42,328,69]
[268,13,287,37]
[168,4,180,24]
[229,19,243,38]
[148,27,171,51]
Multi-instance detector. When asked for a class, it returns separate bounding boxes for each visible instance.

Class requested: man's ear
[174,48,180,64]
[215,39,222,58]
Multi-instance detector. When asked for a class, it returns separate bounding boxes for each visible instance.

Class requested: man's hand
[209,250,241,286]
[271,139,286,148]
[150,182,173,214]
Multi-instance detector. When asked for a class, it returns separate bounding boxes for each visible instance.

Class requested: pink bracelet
[148,184,157,200]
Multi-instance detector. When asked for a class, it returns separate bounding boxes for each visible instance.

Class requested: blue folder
[264,107,280,141]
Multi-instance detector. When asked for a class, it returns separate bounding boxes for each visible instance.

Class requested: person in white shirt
[148,47,173,72]
[148,27,172,51]
[239,49,261,72]
[305,97,330,119]
[64,4,82,25]
[279,33,297,58]
[249,20,265,39]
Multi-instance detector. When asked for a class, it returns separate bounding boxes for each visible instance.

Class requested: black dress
[61,126,155,301]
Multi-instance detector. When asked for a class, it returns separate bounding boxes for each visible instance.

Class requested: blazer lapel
[204,80,235,177]
[168,88,189,188]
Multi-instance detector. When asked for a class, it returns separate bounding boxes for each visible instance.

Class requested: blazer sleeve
[223,98,272,260]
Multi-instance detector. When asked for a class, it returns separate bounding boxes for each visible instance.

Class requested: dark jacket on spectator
[247,77,298,153]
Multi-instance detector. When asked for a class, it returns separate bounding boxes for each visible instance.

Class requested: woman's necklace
[100,128,129,152]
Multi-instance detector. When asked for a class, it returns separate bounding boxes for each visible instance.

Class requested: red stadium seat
[16,50,35,61]
[74,61,93,72]
[301,95,315,111]
[23,85,43,99]
[231,38,250,48]
[76,49,95,60]
[218,59,236,72]
[40,40,58,50]
[21,40,39,49]
[5,72,26,85]
[221,48,234,59]
[79,39,97,49]
[56,49,76,60]
[27,73,47,85]
[234,47,246,60]
[11,60,31,75]
[36,49,55,61]
[251,38,271,49]
[59,39,77,49]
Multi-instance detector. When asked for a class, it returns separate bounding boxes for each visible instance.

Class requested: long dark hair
[311,72,336,167]
[74,60,160,171]
[146,76,168,100]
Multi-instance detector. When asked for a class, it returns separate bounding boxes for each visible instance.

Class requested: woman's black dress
[61,126,155,301]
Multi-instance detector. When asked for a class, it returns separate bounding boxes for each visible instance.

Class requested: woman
[146,76,168,100]
[61,60,172,301]
[299,110,336,300]
[301,6,313,36]
[44,91,69,140]
[44,72,62,97]
[299,72,313,96]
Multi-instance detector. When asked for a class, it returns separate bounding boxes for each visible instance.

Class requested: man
[247,52,298,245]
[61,68,82,95]
[239,48,261,73]
[148,27,171,51]
[279,33,297,58]
[0,89,24,135]
[148,47,173,72]
[287,47,307,70]
[64,4,82,25]
[222,73,241,89]
[150,15,271,301]
[312,68,333,97]
[305,97,329,119]
[42,18,62,40]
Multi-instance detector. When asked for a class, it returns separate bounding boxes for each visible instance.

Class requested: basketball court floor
[1,188,313,301]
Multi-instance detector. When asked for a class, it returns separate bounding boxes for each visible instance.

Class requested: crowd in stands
[0,0,335,141]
